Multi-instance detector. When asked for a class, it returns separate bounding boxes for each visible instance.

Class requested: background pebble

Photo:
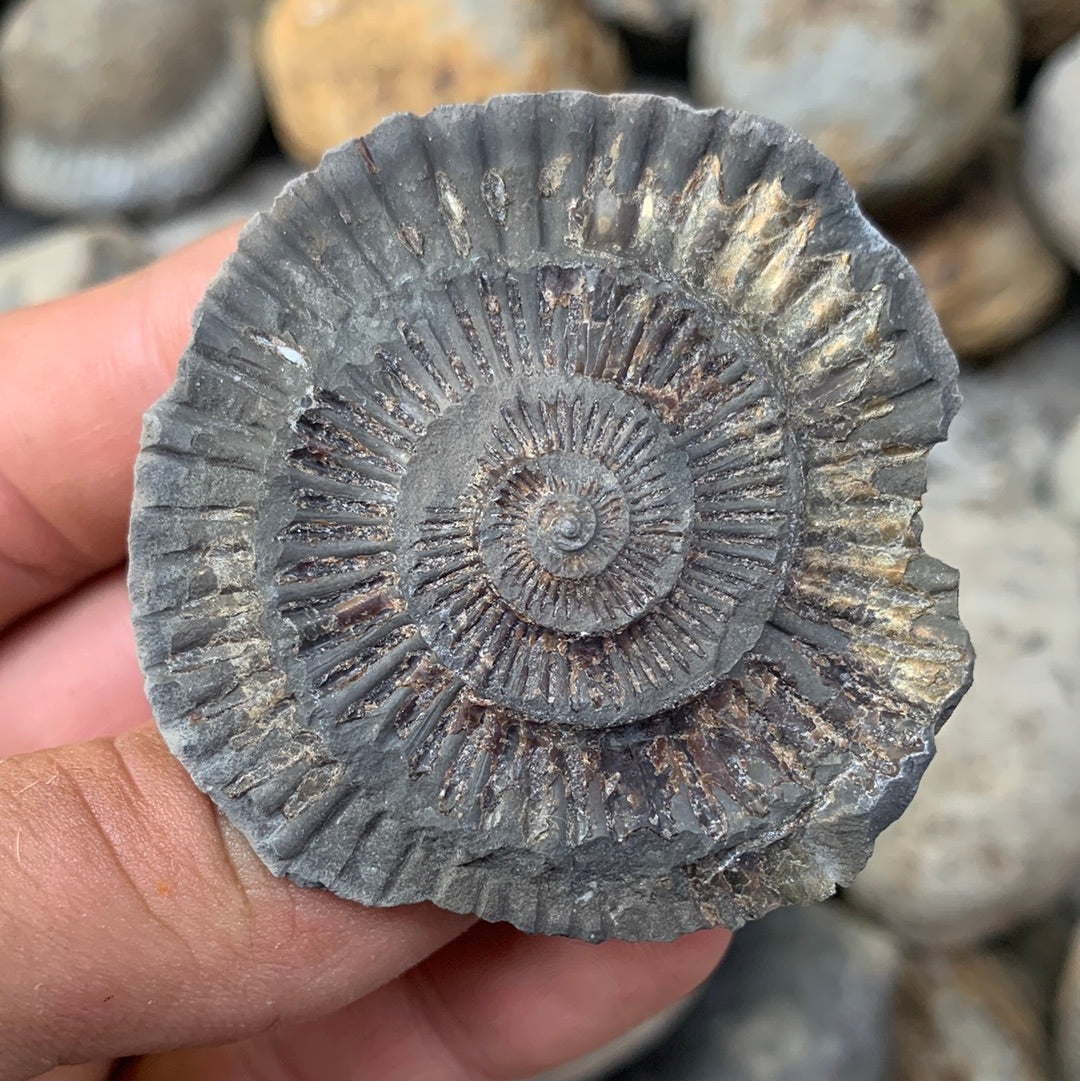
[1024,33,1080,271]
[690,0,1019,208]
[257,0,628,164]
[849,322,1080,945]
[611,902,900,1081]
[889,128,1067,358]
[0,0,265,214]
[890,951,1050,1080]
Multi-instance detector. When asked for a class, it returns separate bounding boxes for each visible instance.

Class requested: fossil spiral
[129,92,973,941]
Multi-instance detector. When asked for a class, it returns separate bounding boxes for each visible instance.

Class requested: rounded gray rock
[128,92,971,942]
[613,902,901,1081]
[1024,34,1080,272]
[0,0,265,215]
[690,0,1019,208]
[849,327,1080,945]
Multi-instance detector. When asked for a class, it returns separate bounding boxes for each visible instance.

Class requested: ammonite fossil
[129,92,973,942]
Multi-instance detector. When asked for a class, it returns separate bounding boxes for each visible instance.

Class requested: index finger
[0,225,240,631]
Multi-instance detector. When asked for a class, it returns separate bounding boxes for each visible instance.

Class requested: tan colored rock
[258,0,628,164]
[889,134,1067,359]
[891,951,1050,1081]
[691,0,1019,208]
[1014,0,1080,56]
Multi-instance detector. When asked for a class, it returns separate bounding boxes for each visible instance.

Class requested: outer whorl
[129,92,973,942]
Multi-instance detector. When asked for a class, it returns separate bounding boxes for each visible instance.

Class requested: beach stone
[690,0,1019,207]
[889,132,1067,359]
[585,0,694,37]
[0,0,265,215]
[1055,415,1080,528]
[258,0,628,164]
[610,902,900,1081]
[1060,925,1080,1080]
[891,951,1050,1080]
[1014,0,1080,55]
[849,322,1080,945]
[1024,34,1080,271]
[0,223,151,312]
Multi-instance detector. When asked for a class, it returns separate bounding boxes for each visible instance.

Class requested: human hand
[0,227,730,1081]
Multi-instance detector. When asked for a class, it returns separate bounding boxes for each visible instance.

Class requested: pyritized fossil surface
[129,92,973,942]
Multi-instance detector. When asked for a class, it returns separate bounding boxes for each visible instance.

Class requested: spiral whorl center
[473,391,688,638]
[542,499,596,552]
[385,269,800,726]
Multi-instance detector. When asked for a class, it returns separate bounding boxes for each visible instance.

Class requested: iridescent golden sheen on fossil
[129,93,972,941]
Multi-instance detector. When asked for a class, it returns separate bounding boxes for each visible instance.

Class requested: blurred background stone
[1014,0,1080,56]
[890,951,1050,1080]
[848,319,1080,945]
[1055,414,1080,528]
[0,0,265,216]
[257,0,628,165]
[690,0,1019,208]
[990,899,1080,1018]
[887,126,1067,360]
[0,222,150,310]
[1059,924,1080,1080]
[584,0,693,38]
[610,902,900,1081]
[1024,33,1080,271]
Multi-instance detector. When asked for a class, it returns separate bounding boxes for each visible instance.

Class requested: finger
[0,725,472,1081]
[0,226,240,632]
[0,569,146,757]
[30,1066,112,1081]
[128,921,729,1081]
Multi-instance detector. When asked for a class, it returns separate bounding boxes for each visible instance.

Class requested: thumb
[0,725,471,1080]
